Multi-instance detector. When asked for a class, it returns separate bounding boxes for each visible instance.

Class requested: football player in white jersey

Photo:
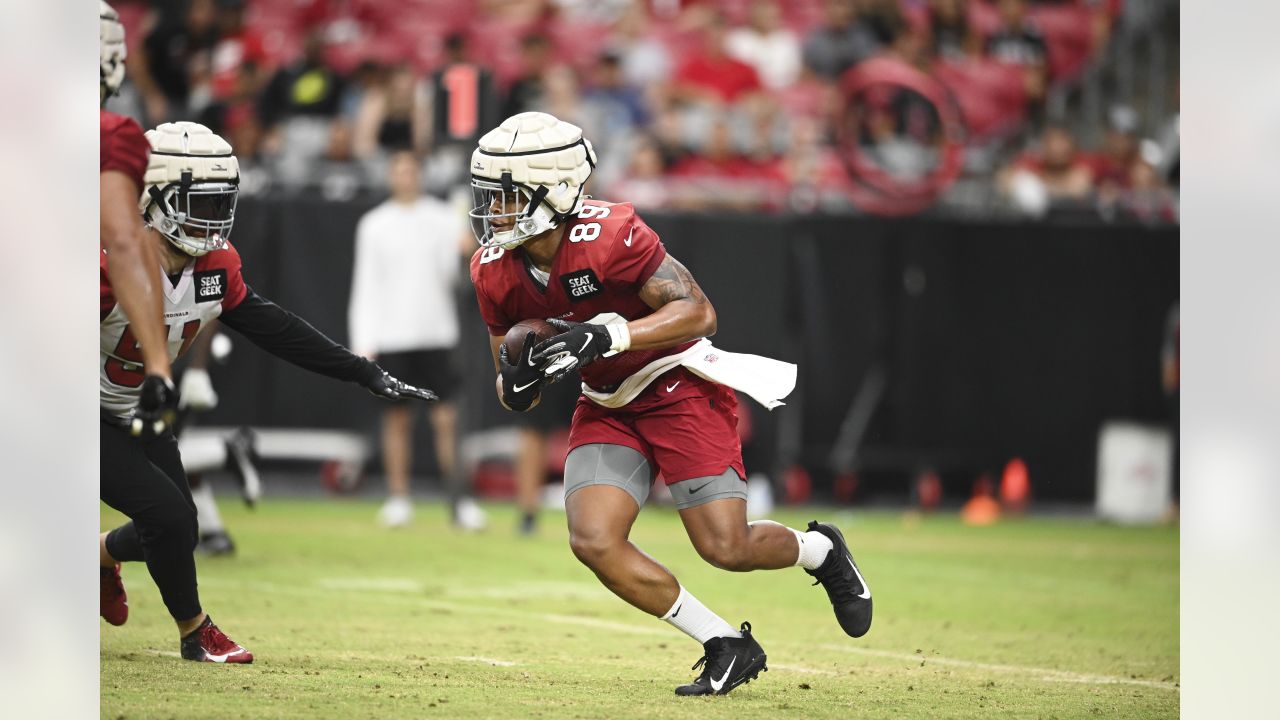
[99,122,437,663]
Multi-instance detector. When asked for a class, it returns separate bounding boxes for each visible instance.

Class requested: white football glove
[178,368,219,411]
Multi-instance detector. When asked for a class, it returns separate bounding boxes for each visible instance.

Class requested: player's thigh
[677,488,750,559]
[636,384,746,487]
[564,443,655,521]
[100,423,194,524]
[145,431,194,505]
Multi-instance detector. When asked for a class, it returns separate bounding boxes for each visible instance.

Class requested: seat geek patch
[194,269,227,302]
[560,268,603,302]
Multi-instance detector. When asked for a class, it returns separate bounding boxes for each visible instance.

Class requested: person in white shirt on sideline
[348,151,485,529]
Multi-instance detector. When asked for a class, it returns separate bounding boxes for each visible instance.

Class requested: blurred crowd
[109,0,1179,221]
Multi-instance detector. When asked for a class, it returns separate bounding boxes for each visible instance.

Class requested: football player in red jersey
[469,113,874,696]
[99,122,437,662]
[99,2,179,439]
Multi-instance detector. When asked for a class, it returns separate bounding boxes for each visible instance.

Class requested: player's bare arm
[629,253,717,351]
[101,170,172,380]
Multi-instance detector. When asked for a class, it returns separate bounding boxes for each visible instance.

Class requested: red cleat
[99,564,128,626]
[180,615,253,663]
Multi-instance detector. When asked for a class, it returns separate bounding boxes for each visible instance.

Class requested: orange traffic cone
[961,473,1000,526]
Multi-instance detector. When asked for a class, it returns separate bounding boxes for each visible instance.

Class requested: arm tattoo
[643,254,708,306]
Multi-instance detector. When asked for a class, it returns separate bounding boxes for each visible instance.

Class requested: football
[502,318,557,360]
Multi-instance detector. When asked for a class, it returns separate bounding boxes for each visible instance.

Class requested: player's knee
[695,536,754,572]
[148,501,199,551]
[568,529,619,569]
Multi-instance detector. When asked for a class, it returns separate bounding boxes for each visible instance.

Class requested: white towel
[578,314,797,410]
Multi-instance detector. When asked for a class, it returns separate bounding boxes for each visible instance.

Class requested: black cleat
[675,622,767,696]
[518,512,537,536]
[806,520,873,637]
[196,530,236,556]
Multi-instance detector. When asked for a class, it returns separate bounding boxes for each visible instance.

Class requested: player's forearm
[185,318,218,370]
[221,289,378,385]
[105,245,173,377]
[102,173,172,379]
[625,300,716,351]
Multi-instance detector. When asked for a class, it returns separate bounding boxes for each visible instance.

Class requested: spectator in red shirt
[1090,105,1140,189]
[998,124,1095,214]
[673,14,763,105]
[668,116,783,210]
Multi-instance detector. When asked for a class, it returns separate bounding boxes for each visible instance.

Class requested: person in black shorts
[348,152,480,528]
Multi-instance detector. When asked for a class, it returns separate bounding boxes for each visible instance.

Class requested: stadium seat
[1028,3,1095,82]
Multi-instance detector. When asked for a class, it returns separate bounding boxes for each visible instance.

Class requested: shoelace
[689,638,728,680]
[200,623,239,654]
[813,559,859,601]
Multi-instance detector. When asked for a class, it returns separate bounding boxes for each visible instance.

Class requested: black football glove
[363,366,439,402]
[131,374,179,439]
[500,332,544,412]
[531,318,613,382]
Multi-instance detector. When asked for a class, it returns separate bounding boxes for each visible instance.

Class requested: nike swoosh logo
[666,381,680,392]
[710,657,736,692]
[688,481,713,495]
[670,603,681,618]
[849,556,871,599]
[206,648,247,663]
[513,380,539,393]
[624,228,634,247]
[578,336,592,353]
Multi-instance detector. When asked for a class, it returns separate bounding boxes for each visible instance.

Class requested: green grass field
[100,499,1178,719]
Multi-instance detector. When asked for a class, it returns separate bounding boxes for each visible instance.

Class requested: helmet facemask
[469,174,574,251]
[144,174,238,257]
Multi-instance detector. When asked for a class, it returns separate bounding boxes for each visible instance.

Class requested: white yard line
[768,663,836,675]
[821,644,1178,691]
[454,656,522,667]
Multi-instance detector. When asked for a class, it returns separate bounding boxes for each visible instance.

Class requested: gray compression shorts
[564,443,747,510]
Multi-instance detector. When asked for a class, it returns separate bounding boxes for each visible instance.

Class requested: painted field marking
[821,644,1178,691]
[197,577,1177,691]
[455,656,521,667]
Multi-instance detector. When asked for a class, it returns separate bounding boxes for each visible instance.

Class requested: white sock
[191,482,225,534]
[661,586,741,644]
[791,528,834,570]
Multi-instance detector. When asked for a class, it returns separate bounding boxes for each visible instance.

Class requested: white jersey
[100,243,248,417]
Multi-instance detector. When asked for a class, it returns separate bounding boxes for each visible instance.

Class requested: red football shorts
[567,367,746,485]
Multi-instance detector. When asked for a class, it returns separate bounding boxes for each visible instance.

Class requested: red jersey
[100,110,150,191]
[470,199,695,392]
[100,242,248,415]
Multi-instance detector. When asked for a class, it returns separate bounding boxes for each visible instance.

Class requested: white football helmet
[100,1,127,105]
[139,122,240,257]
[469,112,597,250]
